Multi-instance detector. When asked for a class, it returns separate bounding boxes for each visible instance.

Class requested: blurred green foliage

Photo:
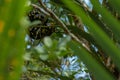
[1,0,120,80]
[0,0,27,80]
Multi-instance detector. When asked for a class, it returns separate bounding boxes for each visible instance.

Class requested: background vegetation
[0,0,120,80]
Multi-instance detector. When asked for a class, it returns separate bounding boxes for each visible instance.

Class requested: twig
[38,0,90,51]
[31,3,50,16]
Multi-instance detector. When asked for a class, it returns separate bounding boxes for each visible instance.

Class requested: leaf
[68,40,115,80]
[62,0,120,71]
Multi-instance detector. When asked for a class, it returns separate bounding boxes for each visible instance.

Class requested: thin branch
[38,0,70,33]
[31,3,50,16]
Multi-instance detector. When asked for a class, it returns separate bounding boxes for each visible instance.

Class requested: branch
[31,3,50,16]
[37,0,90,51]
